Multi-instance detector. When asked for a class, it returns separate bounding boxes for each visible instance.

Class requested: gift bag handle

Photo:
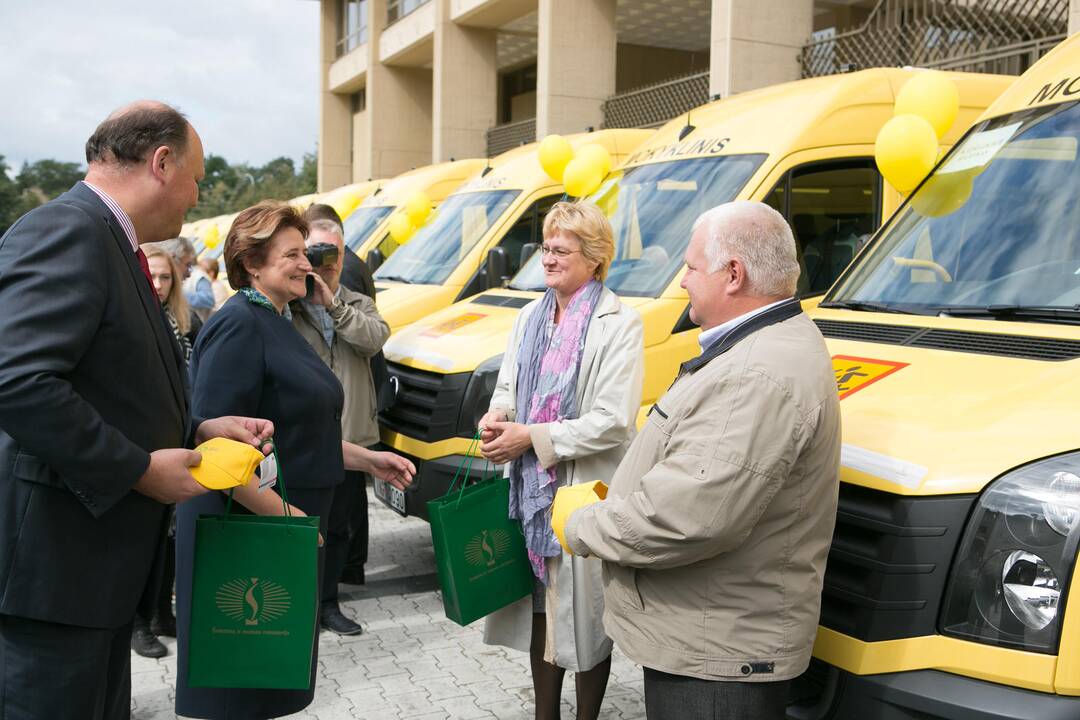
[443,431,503,509]
[444,432,481,501]
[222,438,294,528]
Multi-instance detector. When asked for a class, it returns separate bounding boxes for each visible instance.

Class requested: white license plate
[374,479,406,515]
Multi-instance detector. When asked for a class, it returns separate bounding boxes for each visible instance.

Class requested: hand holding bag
[187,442,321,689]
[427,434,534,627]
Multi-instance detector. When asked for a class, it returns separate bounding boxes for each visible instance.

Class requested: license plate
[374,479,406,515]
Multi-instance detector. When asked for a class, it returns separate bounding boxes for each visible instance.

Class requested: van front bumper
[790,664,1080,720]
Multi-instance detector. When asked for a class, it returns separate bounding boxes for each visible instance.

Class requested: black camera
[305,243,339,269]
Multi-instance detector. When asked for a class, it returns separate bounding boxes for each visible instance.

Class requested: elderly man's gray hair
[308,218,345,241]
[157,236,196,262]
[691,201,800,297]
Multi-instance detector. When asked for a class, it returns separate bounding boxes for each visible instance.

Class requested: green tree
[0,156,24,235]
[17,159,84,200]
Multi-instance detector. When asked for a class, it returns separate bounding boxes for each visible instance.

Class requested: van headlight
[457,355,503,437]
[940,454,1080,653]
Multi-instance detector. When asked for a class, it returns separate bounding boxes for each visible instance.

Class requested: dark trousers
[322,470,368,604]
[643,667,790,720]
[0,614,133,720]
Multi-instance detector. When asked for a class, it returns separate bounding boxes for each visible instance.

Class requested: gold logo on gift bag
[216,577,291,626]
[464,529,512,568]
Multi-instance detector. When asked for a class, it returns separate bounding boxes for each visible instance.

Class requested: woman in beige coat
[479,201,644,720]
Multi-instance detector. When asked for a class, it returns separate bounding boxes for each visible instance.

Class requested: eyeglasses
[540,245,581,258]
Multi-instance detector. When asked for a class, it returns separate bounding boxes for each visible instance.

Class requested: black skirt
[173,486,333,720]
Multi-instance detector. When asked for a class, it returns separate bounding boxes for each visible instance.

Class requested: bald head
[85,101,191,168]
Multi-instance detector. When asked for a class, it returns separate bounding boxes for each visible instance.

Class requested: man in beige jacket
[562,201,841,719]
[291,217,390,636]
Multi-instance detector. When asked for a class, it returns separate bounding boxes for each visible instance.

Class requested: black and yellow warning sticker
[832,355,908,399]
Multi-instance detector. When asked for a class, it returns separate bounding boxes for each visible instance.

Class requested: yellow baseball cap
[190,437,265,491]
[551,480,608,554]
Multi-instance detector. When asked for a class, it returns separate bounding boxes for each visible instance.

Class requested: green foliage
[0,151,319,234]
[16,159,84,199]
[0,156,51,236]
[187,151,318,221]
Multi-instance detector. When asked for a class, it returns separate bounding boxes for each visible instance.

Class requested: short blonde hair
[542,201,615,281]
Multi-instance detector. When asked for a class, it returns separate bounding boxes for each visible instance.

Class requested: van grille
[820,484,974,642]
[380,362,469,442]
[814,319,1080,361]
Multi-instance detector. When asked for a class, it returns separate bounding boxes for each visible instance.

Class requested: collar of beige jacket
[679,298,803,377]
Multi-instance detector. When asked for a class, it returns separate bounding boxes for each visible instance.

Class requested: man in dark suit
[0,101,273,720]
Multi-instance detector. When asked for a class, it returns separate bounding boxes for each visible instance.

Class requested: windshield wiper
[935,304,1080,323]
[818,300,914,314]
[375,274,413,284]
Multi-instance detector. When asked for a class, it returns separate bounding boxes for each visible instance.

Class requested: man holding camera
[290,218,389,635]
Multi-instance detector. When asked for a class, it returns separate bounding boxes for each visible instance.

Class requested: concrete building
[317,0,1075,191]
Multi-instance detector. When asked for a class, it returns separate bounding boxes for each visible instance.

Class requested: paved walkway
[131,487,647,719]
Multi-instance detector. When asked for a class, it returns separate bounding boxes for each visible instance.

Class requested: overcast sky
[0,1,319,174]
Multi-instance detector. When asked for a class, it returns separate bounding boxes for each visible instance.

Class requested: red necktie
[135,248,161,307]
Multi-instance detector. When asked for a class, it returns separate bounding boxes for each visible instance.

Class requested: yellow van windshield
[828,101,1080,322]
[373,190,520,285]
[344,205,395,251]
[510,155,764,296]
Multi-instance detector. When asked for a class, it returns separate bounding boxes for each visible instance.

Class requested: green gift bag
[188,444,320,689]
[427,435,534,627]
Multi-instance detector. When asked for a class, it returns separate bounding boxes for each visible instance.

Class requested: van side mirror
[520,242,538,268]
[486,247,510,288]
[366,248,384,273]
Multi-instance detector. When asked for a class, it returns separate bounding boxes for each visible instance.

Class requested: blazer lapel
[95,203,189,419]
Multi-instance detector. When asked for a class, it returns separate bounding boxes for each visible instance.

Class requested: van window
[509,155,765,296]
[373,190,520,285]
[765,159,880,295]
[829,101,1080,319]
[498,195,560,275]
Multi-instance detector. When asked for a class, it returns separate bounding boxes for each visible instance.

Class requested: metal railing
[602,71,711,129]
[801,0,1068,77]
[486,118,536,157]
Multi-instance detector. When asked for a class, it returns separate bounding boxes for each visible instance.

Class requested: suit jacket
[190,294,345,490]
[0,183,192,629]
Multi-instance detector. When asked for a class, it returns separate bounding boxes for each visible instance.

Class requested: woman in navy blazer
[174,202,413,719]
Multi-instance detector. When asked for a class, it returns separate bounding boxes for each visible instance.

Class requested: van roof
[319,179,382,219]
[623,68,1013,169]
[976,33,1080,119]
[454,128,652,194]
[361,158,488,207]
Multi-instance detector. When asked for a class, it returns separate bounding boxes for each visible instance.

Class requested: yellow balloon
[875,114,938,193]
[911,168,976,217]
[562,156,604,198]
[388,212,415,245]
[405,191,431,226]
[895,71,960,139]
[203,224,221,249]
[538,134,574,183]
[576,144,612,178]
[329,189,364,219]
